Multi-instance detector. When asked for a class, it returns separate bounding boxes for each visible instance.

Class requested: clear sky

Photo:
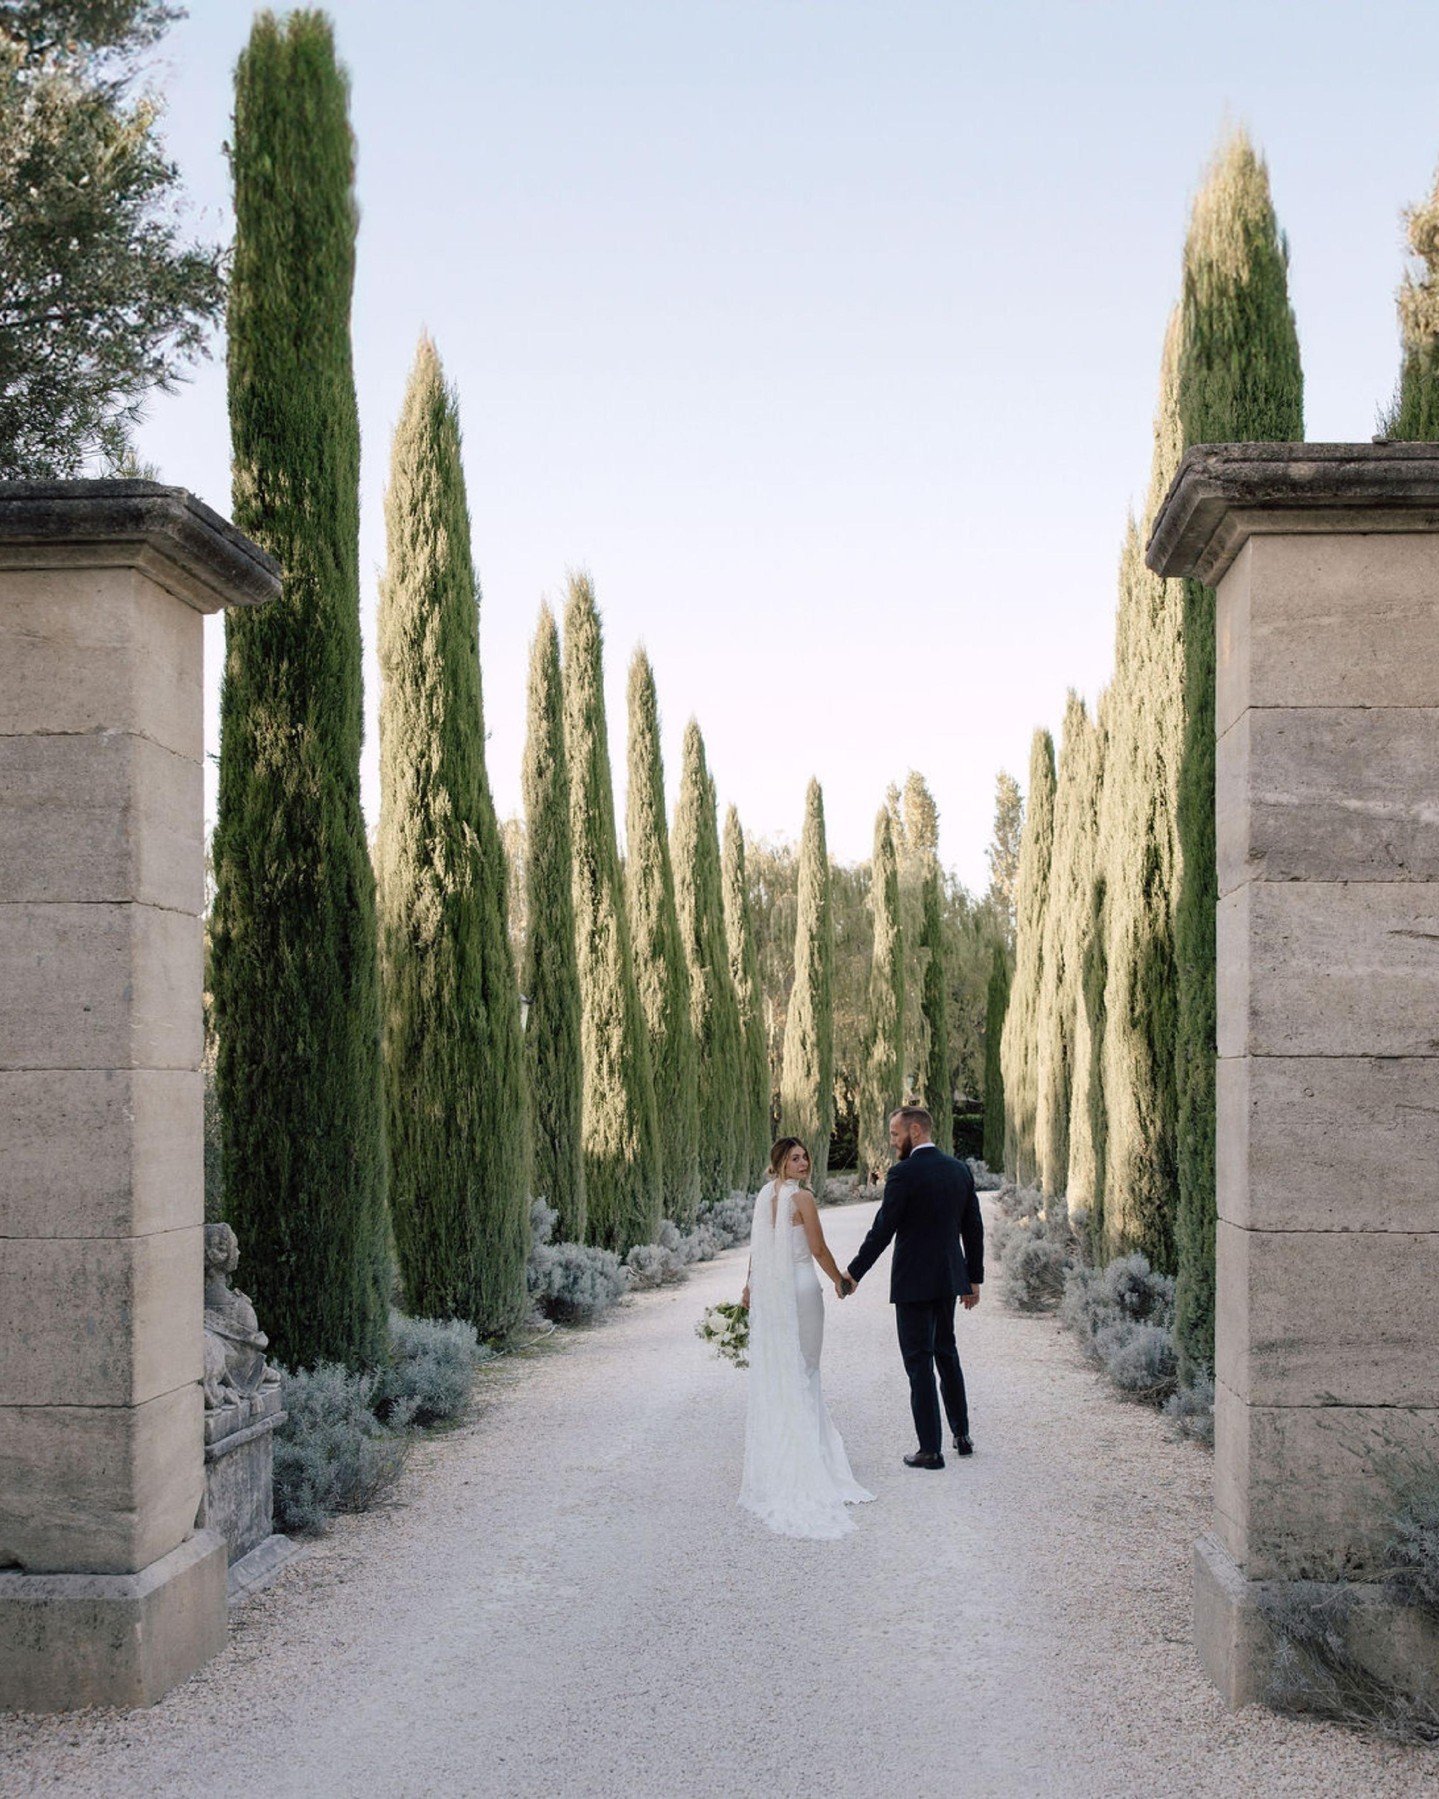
[134,0,1439,893]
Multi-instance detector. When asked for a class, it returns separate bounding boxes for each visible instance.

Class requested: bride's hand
[740,1285,750,1310]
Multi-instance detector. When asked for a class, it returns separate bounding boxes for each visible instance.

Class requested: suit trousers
[895,1297,969,1455]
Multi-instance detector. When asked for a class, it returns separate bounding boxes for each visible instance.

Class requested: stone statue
[202,1223,279,1409]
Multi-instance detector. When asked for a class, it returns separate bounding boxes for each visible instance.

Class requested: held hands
[834,1272,857,1300]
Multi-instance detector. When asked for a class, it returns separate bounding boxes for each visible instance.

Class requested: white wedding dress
[739,1178,874,1539]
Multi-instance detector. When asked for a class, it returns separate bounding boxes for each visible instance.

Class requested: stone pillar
[0,482,279,1711]
[1147,443,1439,1708]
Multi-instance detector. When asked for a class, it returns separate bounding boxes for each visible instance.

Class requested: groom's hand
[962,1286,981,1310]
[838,1273,857,1298]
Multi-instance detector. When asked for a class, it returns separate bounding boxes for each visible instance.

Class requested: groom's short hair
[893,1104,933,1135]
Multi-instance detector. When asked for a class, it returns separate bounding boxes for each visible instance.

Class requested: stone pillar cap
[1146,442,1439,585]
[0,480,281,613]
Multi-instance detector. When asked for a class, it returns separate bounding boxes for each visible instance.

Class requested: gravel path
[3,1198,1436,1797]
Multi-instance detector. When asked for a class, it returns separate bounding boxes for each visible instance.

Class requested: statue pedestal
[204,1387,285,1566]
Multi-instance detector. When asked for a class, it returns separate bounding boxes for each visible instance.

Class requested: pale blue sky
[135,0,1439,892]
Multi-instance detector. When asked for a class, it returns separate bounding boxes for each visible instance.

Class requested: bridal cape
[738,1179,873,1539]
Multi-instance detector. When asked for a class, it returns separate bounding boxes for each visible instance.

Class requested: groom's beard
[897,1138,911,1160]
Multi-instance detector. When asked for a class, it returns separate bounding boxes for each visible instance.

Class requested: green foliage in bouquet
[696,1300,750,1369]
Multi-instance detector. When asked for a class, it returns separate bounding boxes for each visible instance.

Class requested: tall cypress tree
[860,808,904,1179]
[522,605,586,1242]
[1173,129,1303,1370]
[674,722,746,1200]
[1034,692,1095,1198]
[893,771,941,1089]
[1387,159,1439,437]
[626,651,701,1225]
[1096,310,1183,1264]
[211,11,386,1370]
[781,780,835,1196]
[723,805,771,1188]
[1000,730,1055,1185]
[918,855,952,1153]
[375,335,527,1336]
[982,944,1010,1169]
[986,771,1024,951]
[1063,699,1106,1212]
[562,574,662,1252]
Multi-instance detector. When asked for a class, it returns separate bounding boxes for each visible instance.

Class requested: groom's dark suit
[847,1145,985,1457]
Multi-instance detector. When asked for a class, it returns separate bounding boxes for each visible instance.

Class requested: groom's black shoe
[953,1433,974,1456]
[903,1451,945,1470]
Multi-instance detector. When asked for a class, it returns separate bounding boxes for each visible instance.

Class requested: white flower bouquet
[695,1300,749,1368]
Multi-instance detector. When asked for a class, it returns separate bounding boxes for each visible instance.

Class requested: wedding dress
[739,1178,874,1539]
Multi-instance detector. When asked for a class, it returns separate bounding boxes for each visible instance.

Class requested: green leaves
[212,10,387,1372]
[376,335,529,1339]
[780,780,835,1196]
[0,1,221,473]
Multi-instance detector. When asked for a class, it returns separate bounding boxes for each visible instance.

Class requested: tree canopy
[0,1,223,474]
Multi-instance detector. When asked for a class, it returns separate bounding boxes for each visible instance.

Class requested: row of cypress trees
[997,127,1304,1375]
[208,11,787,1367]
[209,9,981,1371]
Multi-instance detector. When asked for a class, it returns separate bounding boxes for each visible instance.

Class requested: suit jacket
[847,1147,984,1304]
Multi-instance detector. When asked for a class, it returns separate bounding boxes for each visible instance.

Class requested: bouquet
[696,1300,749,1368]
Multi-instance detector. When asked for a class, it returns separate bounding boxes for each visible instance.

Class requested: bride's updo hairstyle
[768,1137,810,1185]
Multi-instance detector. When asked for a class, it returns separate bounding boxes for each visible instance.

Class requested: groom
[840,1105,984,1470]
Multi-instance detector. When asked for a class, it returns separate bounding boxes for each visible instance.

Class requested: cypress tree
[1034,693,1096,1198]
[522,605,586,1241]
[918,855,953,1153]
[375,335,527,1336]
[1000,730,1055,1185]
[562,574,662,1252]
[1079,870,1109,1255]
[986,771,1024,950]
[982,944,1010,1169]
[1173,129,1303,1369]
[1095,309,1184,1264]
[211,10,386,1370]
[625,652,701,1225]
[723,806,771,1188]
[894,771,941,1089]
[1063,698,1106,1212]
[781,780,835,1196]
[860,808,904,1179]
[1387,159,1439,438]
[902,771,940,863]
[674,722,746,1200]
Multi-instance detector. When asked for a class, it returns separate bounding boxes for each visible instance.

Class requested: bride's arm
[792,1189,844,1288]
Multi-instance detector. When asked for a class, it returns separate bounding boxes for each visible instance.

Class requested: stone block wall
[1148,443,1439,1707]
[0,484,278,1710]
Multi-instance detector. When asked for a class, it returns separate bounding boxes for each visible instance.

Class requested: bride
[738,1138,874,1539]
